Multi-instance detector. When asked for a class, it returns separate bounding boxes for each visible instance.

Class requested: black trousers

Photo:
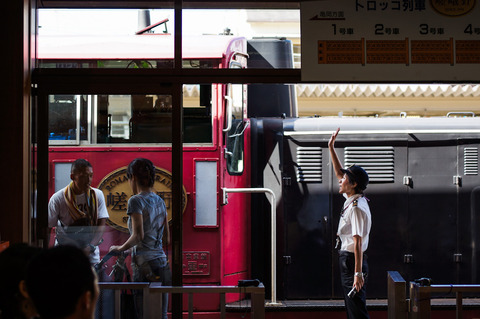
[339,250,370,319]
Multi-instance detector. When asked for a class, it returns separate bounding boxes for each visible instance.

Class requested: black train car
[251,116,480,299]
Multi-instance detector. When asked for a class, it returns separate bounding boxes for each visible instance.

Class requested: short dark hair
[71,159,92,175]
[0,243,41,319]
[127,158,155,187]
[26,245,96,319]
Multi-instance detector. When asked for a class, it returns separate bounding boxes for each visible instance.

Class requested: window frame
[32,3,302,306]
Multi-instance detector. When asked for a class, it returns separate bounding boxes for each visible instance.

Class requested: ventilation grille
[344,146,394,183]
[296,146,322,183]
[464,147,478,175]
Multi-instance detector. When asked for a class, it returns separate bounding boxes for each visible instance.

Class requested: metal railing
[409,282,480,319]
[387,271,480,319]
[99,282,265,319]
[222,187,281,306]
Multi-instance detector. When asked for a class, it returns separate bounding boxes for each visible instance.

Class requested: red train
[40,32,253,311]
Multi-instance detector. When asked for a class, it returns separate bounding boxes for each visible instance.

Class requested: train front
[39,32,251,313]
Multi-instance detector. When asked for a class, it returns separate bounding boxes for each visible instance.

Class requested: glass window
[182,9,300,70]
[37,9,176,69]
[48,95,85,144]
[194,160,218,227]
[225,120,245,175]
[37,8,299,70]
[184,84,213,144]
[225,84,246,175]
[128,95,172,143]
[48,92,215,145]
[49,92,212,145]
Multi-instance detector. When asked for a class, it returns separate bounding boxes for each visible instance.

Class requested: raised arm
[328,128,344,181]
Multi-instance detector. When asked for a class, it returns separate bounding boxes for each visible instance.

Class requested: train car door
[406,138,458,284]
[221,82,251,290]
[282,134,333,299]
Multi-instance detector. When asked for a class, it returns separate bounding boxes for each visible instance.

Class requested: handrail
[222,187,281,306]
[99,282,149,290]
[149,283,264,294]
[427,284,480,292]
[410,282,480,319]
[98,282,265,319]
[388,271,480,319]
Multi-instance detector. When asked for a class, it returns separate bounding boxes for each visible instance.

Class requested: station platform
[226,298,480,319]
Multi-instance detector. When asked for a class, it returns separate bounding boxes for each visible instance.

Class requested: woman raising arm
[328,128,372,319]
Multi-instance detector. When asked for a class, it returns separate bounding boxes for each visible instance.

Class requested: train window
[128,95,172,143]
[48,92,213,145]
[231,84,245,120]
[194,160,218,227]
[226,120,245,175]
[53,162,74,192]
[225,84,246,175]
[48,95,86,145]
[184,84,213,144]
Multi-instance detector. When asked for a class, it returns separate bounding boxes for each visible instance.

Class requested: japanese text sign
[301,0,480,82]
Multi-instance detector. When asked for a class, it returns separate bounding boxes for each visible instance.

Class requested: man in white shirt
[48,159,109,264]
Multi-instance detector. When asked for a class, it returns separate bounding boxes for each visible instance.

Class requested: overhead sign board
[301,0,480,82]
